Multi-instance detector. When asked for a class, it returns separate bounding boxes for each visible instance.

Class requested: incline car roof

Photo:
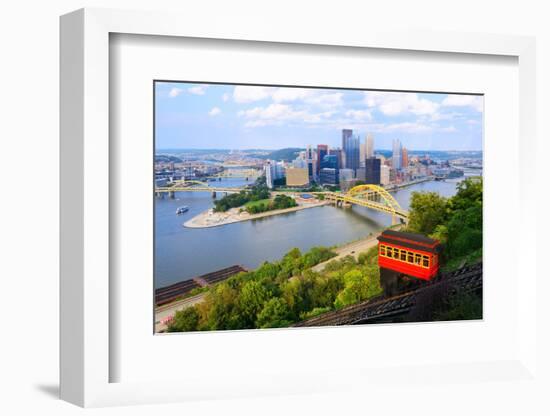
[377,229,442,253]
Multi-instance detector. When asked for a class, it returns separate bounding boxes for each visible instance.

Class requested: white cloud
[232,86,343,109]
[381,122,433,133]
[233,86,275,103]
[209,107,221,116]
[364,91,439,116]
[188,85,207,95]
[238,103,334,128]
[440,125,457,132]
[345,109,372,121]
[168,87,183,98]
[271,88,312,102]
[222,93,230,102]
[306,92,343,109]
[441,95,483,112]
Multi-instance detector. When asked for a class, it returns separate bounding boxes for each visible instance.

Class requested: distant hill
[253,148,304,162]
[155,155,183,163]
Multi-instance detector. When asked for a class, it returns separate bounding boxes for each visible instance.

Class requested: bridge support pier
[168,191,175,199]
[212,191,216,198]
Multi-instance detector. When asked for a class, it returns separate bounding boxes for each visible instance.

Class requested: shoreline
[183,200,330,228]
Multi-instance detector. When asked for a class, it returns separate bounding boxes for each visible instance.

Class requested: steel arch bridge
[155,181,408,222]
[323,184,409,223]
[155,180,245,194]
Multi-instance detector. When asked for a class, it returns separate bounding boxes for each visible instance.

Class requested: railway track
[155,265,247,306]
[293,262,482,327]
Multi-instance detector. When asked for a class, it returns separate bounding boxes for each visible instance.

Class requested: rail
[293,262,482,327]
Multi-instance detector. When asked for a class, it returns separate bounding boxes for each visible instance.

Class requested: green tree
[449,177,482,212]
[407,191,448,235]
[238,280,271,326]
[167,307,199,332]
[446,203,482,258]
[333,266,381,309]
[198,283,243,330]
[256,298,292,328]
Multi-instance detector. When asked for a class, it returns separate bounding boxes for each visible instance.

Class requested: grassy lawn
[244,198,271,209]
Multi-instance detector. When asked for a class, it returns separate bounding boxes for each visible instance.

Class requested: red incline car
[377,229,442,281]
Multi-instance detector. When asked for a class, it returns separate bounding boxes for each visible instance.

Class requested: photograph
[153,82,483,333]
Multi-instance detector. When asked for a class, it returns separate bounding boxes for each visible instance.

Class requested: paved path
[155,293,206,333]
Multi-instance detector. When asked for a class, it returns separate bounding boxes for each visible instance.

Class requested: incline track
[293,262,482,327]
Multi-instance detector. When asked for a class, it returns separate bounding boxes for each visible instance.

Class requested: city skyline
[155,82,484,151]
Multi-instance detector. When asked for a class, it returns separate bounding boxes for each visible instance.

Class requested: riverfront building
[265,161,274,188]
[320,168,339,185]
[286,167,309,187]
[360,142,366,168]
[317,144,328,175]
[392,138,402,170]
[342,129,360,171]
[356,167,366,182]
[366,133,374,159]
[264,160,285,189]
[320,154,338,170]
[380,165,391,185]
[329,148,344,170]
[305,144,317,181]
[402,147,409,168]
[365,157,381,185]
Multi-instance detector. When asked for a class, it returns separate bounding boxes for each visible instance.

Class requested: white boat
[176,206,189,215]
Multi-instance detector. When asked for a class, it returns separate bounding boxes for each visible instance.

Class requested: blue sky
[155,82,483,151]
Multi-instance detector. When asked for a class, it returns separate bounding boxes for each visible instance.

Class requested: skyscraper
[402,147,409,168]
[264,160,274,189]
[380,165,390,185]
[305,144,317,180]
[316,144,328,175]
[320,168,339,185]
[320,154,338,170]
[329,148,344,171]
[342,129,360,171]
[366,133,374,159]
[365,157,381,185]
[392,138,402,170]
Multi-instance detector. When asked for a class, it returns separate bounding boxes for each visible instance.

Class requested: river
[154,176,472,288]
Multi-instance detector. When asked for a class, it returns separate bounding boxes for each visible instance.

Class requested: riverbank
[385,176,435,192]
[184,200,330,228]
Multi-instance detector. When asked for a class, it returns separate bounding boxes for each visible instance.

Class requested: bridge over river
[155,180,409,223]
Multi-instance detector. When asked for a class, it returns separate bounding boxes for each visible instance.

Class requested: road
[311,225,402,272]
[155,293,206,333]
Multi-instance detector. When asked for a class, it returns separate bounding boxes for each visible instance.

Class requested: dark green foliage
[214,176,270,212]
[256,298,292,328]
[245,194,298,214]
[407,191,448,235]
[167,307,199,332]
[407,177,483,265]
[433,292,483,321]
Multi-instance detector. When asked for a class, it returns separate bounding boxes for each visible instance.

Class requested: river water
[154,177,469,288]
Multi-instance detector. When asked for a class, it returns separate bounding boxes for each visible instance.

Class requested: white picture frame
[60,7,538,408]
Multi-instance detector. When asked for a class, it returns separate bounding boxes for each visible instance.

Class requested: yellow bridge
[155,182,408,222]
[155,180,245,194]
[319,185,408,224]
